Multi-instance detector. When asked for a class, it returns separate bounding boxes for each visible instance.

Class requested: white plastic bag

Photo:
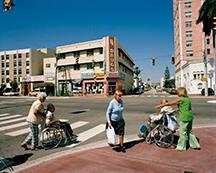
[167,115,178,131]
[106,127,118,145]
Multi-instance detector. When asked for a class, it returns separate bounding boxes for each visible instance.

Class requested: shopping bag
[106,127,118,145]
[167,115,178,131]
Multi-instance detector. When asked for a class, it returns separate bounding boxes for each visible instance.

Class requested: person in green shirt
[156,87,200,151]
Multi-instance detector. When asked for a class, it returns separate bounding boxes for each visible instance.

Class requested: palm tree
[134,66,141,77]
[196,0,216,36]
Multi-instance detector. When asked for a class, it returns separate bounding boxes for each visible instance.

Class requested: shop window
[87,63,93,69]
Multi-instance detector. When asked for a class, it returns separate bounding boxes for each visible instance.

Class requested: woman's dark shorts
[110,119,125,135]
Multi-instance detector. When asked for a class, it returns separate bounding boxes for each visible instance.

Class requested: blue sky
[0,0,174,82]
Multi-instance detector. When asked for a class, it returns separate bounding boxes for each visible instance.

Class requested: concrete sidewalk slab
[16,127,216,173]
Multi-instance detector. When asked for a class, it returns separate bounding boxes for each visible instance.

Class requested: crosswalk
[0,113,106,146]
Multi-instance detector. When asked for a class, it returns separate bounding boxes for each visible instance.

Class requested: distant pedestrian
[106,90,126,152]
[156,87,200,151]
[21,93,46,150]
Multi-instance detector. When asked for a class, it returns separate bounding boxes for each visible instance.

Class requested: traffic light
[152,58,155,66]
[3,0,15,11]
[171,56,175,64]
[213,16,216,31]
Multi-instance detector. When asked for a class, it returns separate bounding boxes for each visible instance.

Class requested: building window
[193,74,196,79]
[6,62,9,67]
[46,63,51,68]
[6,70,9,75]
[186,40,192,47]
[87,63,93,69]
[2,62,4,67]
[186,31,192,37]
[185,12,192,18]
[19,61,22,66]
[13,54,17,59]
[186,50,193,57]
[1,70,4,75]
[74,51,80,58]
[26,69,29,74]
[18,54,22,59]
[14,69,17,74]
[1,55,4,60]
[207,49,210,55]
[6,55,9,60]
[185,21,192,27]
[26,61,30,66]
[26,53,29,58]
[87,49,94,56]
[206,38,210,45]
[74,64,80,70]
[185,2,192,8]
[99,62,103,68]
[99,48,103,54]
[19,69,22,74]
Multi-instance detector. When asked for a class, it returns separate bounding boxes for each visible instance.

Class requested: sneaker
[21,143,28,150]
[72,134,78,138]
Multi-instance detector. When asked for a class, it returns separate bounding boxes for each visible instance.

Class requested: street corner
[15,127,216,173]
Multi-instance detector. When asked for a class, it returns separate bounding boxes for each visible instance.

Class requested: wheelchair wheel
[40,127,63,149]
[154,126,174,148]
[145,132,154,144]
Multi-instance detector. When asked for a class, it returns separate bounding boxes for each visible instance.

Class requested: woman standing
[106,90,126,152]
[157,87,200,151]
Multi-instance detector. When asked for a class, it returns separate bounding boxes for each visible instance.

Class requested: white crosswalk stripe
[0,114,23,121]
[0,117,26,125]
[67,124,105,148]
[0,113,10,117]
[5,121,89,136]
[0,122,28,132]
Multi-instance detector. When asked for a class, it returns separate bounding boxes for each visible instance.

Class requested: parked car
[169,88,177,95]
[201,88,215,96]
[133,87,143,95]
[3,91,19,96]
[29,88,45,96]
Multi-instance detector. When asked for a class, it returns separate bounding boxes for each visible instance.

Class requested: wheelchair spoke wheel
[40,127,63,149]
[145,133,154,144]
[154,127,174,148]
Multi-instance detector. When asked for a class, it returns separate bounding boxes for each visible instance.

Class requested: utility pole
[203,50,208,96]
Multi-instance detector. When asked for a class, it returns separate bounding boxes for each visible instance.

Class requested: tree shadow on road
[0,153,33,171]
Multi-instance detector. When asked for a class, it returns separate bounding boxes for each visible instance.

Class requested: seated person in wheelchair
[45,103,78,140]
[148,99,178,131]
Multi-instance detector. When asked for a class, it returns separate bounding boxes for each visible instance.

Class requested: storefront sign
[95,72,105,78]
[107,72,119,78]
[81,72,94,79]
[109,36,116,72]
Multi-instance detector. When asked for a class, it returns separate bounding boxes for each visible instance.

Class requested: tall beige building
[52,36,134,96]
[0,48,55,95]
[173,0,215,94]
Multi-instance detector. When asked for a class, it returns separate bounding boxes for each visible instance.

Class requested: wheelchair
[138,113,176,148]
[40,123,76,150]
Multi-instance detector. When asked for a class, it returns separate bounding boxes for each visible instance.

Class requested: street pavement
[15,126,216,173]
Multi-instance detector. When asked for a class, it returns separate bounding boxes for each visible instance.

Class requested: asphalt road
[0,93,215,166]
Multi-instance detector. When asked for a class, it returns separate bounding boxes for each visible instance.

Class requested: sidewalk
[16,127,216,173]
